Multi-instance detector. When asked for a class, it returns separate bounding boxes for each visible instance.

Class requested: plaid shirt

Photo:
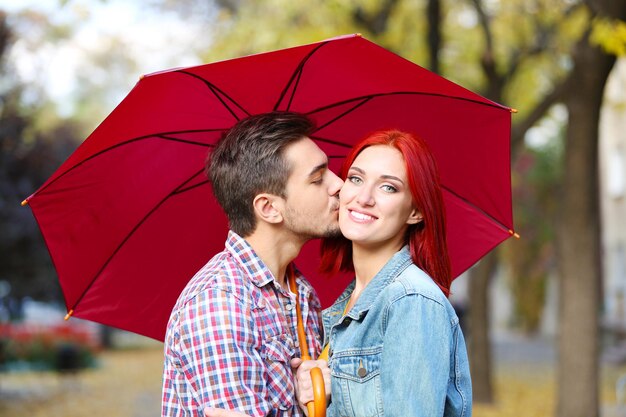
[162,231,322,417]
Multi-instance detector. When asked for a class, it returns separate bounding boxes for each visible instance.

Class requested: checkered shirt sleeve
[163,287,269,416]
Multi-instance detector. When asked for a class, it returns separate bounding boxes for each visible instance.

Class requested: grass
[0,346,625,417]
[0,347,163,417]
[473,362,626,417]
[474,364,556,417]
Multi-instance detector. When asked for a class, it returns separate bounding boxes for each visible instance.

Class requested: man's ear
[252,194,284,225]
[406,208,423,225]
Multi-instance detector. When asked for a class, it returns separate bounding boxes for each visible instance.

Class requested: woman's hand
[291,357,331,413]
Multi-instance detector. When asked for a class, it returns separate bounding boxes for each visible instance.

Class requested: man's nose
[328,171,343,196]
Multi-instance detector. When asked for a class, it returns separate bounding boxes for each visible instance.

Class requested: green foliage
[201,0,359,63]
[591,17,626,56]
[498,2,588,114]
[198,0,589,119]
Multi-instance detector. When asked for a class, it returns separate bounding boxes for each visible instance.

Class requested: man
[161,112,341,416]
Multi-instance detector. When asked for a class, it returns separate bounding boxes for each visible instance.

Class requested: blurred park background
[1,0,626,416]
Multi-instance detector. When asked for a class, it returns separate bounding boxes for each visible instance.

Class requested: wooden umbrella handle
[288,266,326,417]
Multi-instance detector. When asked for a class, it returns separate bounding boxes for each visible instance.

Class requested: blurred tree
[450,0,588,403]
[71,35,140,128]
[463,0,626,412]
[6,5,168,138]
[425,0,442,74]
[1,4,161,304]
[0,11,79,303]
[553,1,626,415]
[503,126,563,334]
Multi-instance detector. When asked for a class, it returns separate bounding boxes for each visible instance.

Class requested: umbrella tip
[64,309,74,321]
[509,230,520,239]
[510,108,518,113]
[21,199,29,206]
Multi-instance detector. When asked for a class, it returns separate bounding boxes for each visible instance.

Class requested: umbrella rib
[156,135,218,147]
[176,70,251,120]
[285,67,304,111]
[313,97,372,133]
[440,184,514,234]
[306,91,509,119]
[173,178,210,195]
[275,41,331,111]
[309,135,353,149]
[31,132,223,199]
[68,168,207,313]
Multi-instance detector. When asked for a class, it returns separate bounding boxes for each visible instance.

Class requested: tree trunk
[468,250,497,403]
[426,0,441,74]
[555,21,618,417]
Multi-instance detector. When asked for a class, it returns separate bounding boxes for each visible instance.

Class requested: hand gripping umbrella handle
[288,266,326,417]
[306,367,326,417]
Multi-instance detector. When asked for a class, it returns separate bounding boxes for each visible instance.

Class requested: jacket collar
[325,245,413,320]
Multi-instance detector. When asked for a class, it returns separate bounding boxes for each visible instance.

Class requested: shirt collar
[225,230,276,288]
[224,231,315,302]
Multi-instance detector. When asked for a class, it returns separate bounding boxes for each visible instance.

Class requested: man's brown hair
[207,112,315,236]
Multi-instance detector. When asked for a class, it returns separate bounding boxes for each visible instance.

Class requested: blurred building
[600,57,626,336]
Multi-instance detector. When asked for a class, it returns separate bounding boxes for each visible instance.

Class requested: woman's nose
[356,188,375,207]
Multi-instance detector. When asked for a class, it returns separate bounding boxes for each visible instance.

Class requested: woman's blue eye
[348,176,362,184]
[381,184,397,193]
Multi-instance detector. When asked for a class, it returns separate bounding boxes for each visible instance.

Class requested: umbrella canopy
[24,34,515,341]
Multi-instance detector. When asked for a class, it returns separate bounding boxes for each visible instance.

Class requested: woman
[297,129,472,416]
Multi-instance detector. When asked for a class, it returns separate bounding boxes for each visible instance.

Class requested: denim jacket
[321,246,472,417]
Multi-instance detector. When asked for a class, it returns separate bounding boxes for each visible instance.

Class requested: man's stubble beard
[322,223,342,239]
[283,206,341,241]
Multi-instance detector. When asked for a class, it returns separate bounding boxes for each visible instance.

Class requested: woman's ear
[252,194,284,224]
[406,208,423,225]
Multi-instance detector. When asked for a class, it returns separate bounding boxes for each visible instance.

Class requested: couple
[161,112,472,416]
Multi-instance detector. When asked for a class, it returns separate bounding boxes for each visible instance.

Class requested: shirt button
[357,367,367,377]
[285,303,294,311]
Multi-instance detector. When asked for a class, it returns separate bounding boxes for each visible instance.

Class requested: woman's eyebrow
[381,174,404,184]
[350,166,405,184]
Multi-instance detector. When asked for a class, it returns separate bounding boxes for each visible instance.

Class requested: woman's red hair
[319,130,452,296]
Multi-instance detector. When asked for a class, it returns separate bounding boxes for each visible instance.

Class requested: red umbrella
[23,34,515,342]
